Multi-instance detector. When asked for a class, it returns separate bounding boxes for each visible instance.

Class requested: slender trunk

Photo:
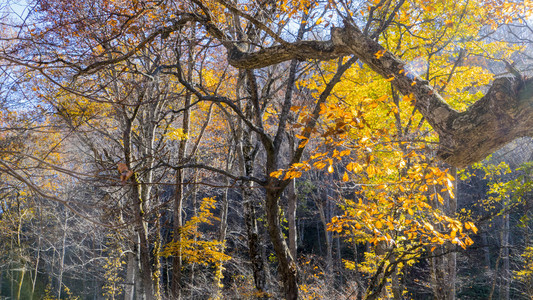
[287,138,297,260]
[445,167,458,300]
[189,172,199,294]
[488,249,502,300]
[390,256,401,300]
[265,188,298,300]
[153,209,162,300]
[132,181,155,300]
[243,186,268,296]
[214,184,229,296]
[16,269,24,300]
[15,207,25,300]
[134,245,143,300]
[57,210,68,300]
[237,78,268,296]
[124,252,135,300]
[482,231,491,269]
[317,193,333,282]
[31,235,41,300]
[172,167,184,299]
[336,236,343,286]
[287,179,297,260]
[171,29,194,298]
[502,208,510,300]
[215,150,232,296]
[430,169,457,300]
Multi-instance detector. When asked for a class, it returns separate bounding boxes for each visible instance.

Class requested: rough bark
[217,23,533,168]
[172,31,194,298]
[502,205,510,300]
[287,160,297,260]
[131,177,155,300]
[243,186,269,296]
[317,190,333,282]
[124,252,136,300]
[237,70,269,297]
[265,187,298,300]
[123,110,154,300]
[172,166,184,299]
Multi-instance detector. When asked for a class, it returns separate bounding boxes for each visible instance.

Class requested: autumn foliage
[0,0,532,299]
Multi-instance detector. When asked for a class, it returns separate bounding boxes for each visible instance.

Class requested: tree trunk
[287,179,297,260]
[153,209,162,300]
[132,181,155,300]
[57,210,68,300]
[237,69,269,296]
[214,183,229,297]
[317,192,333,283]
[482,231,491,270]
[242,186,268,296]
[124,252,136,300]
[171,28,194,299]
[502,207,510,300]
[265,187,298,300]
[172,167,184,299]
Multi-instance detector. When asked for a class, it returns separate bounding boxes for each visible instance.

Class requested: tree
[1,0,532,299]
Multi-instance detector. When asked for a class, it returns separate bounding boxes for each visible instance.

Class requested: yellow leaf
[342,172,349,182]
[314,161,327,169]
[437,193,444,204]
[450,229,457,239]
[328,164,334,173]
[468,222,478,234]
[270,170,283,178]
[375,220,383,229]
[367,165,375,177]
[374,49,386,59]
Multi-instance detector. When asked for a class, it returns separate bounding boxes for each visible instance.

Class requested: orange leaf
[342,172,349,182]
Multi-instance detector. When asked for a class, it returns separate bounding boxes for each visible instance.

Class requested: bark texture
[217,22,533,167]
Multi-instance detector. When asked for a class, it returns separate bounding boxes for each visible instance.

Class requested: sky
[3,0,29,22]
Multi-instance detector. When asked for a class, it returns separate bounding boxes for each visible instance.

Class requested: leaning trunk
[265,187,298,300]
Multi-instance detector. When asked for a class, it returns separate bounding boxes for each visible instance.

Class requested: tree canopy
[0,0,532,299]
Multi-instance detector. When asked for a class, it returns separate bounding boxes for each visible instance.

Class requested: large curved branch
[227,40,351,69]
[220,23,533,167]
